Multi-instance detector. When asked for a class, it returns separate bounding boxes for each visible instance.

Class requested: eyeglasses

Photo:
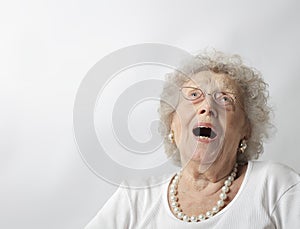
[180,86,237,107]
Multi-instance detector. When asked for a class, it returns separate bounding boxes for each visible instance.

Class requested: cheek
[176,102,196,121]
[171,106,195,141]
[226,112,248,136]
[171,113,181,136]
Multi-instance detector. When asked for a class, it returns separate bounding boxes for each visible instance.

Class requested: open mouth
[192,126,217,140]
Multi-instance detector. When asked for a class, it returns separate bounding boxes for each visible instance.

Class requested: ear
[244,119,251,140]
[170,111,176,130]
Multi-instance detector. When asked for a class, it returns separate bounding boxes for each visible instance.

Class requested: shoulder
[250,160,299,179]
[118,174,173,222]
[249,160,300,194]
[121,173,172,201]
[85,174,173,229]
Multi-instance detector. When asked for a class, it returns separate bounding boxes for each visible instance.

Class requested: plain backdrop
[1,0,300,228]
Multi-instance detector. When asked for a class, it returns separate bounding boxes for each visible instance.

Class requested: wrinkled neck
[179,160,235,194]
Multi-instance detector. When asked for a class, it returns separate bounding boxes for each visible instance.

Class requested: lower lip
[194,136,217,143]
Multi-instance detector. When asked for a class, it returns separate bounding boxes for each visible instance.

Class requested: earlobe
[168,130,175,144]
[238,139,248,153]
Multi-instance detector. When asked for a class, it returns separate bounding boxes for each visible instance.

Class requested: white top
[85,161,300,229]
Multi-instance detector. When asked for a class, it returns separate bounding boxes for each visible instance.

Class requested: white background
[1,0,300,228]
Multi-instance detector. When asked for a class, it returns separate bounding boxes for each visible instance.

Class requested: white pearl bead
[183,215,190,222]
[171,202,178,207]
[221,186,229,193]
[198,214,205,221]
[219,192,227,200]
[177,212,184,219]
[231,172,236,177]
[212,206,219,213]
[217,199,224,207]
[174,207,181,213]
[224,180,232,186]
[170,188,177,194]
[233,168,238,173]
[190,216,197,222]
[170,196,177,201]
[206,211,213,218]
[228,176,234,181]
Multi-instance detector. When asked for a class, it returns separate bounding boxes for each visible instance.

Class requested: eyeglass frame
[179,86,238,107]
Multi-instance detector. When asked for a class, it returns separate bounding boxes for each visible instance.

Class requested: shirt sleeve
[85,186,132,229]
[271,182,300,229]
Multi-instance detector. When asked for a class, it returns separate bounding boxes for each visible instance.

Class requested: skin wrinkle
[159,52,272,167]
[170,164,248,215]
[168,71,250,216]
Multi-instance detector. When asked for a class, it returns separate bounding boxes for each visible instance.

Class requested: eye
[215,92,234,105]
[181,87,204,100]
[189,91,200,97]
[187,89,202,100]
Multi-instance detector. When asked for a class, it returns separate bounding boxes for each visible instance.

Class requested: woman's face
[171,71,249,171]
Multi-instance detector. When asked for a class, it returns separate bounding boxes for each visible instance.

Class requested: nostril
[200,109,206,114]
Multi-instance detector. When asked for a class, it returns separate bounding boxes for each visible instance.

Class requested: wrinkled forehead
[183,71,238,93]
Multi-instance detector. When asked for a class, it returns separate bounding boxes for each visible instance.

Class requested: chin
[181,151,205,165]
[183,149,220,167]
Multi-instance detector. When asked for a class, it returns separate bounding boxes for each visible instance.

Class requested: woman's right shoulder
[120,172,173,201]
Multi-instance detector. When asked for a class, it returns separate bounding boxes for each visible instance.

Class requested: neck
[168,163,242,222]
[179,161,236,193]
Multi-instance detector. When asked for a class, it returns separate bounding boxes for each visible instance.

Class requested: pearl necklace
[169,163,238,222]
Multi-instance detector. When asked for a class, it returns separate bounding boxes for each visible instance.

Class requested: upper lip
[193,122,214,130]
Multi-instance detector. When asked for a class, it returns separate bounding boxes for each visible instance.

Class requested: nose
[196,96,217,117]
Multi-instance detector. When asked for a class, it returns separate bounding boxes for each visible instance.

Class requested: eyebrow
[182,85,237,94]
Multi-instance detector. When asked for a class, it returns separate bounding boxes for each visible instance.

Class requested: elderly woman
[86,51,300,228]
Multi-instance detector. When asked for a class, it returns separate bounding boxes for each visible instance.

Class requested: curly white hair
[158,50,273,166]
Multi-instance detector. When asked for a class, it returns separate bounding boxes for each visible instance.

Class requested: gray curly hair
[158,50,273,166]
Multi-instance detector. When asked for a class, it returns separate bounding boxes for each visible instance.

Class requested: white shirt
[85,161,300,229]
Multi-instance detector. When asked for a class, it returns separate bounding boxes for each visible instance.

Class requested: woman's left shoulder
[251,160,300,186]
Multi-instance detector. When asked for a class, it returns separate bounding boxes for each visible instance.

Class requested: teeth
[199,136,209,139]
